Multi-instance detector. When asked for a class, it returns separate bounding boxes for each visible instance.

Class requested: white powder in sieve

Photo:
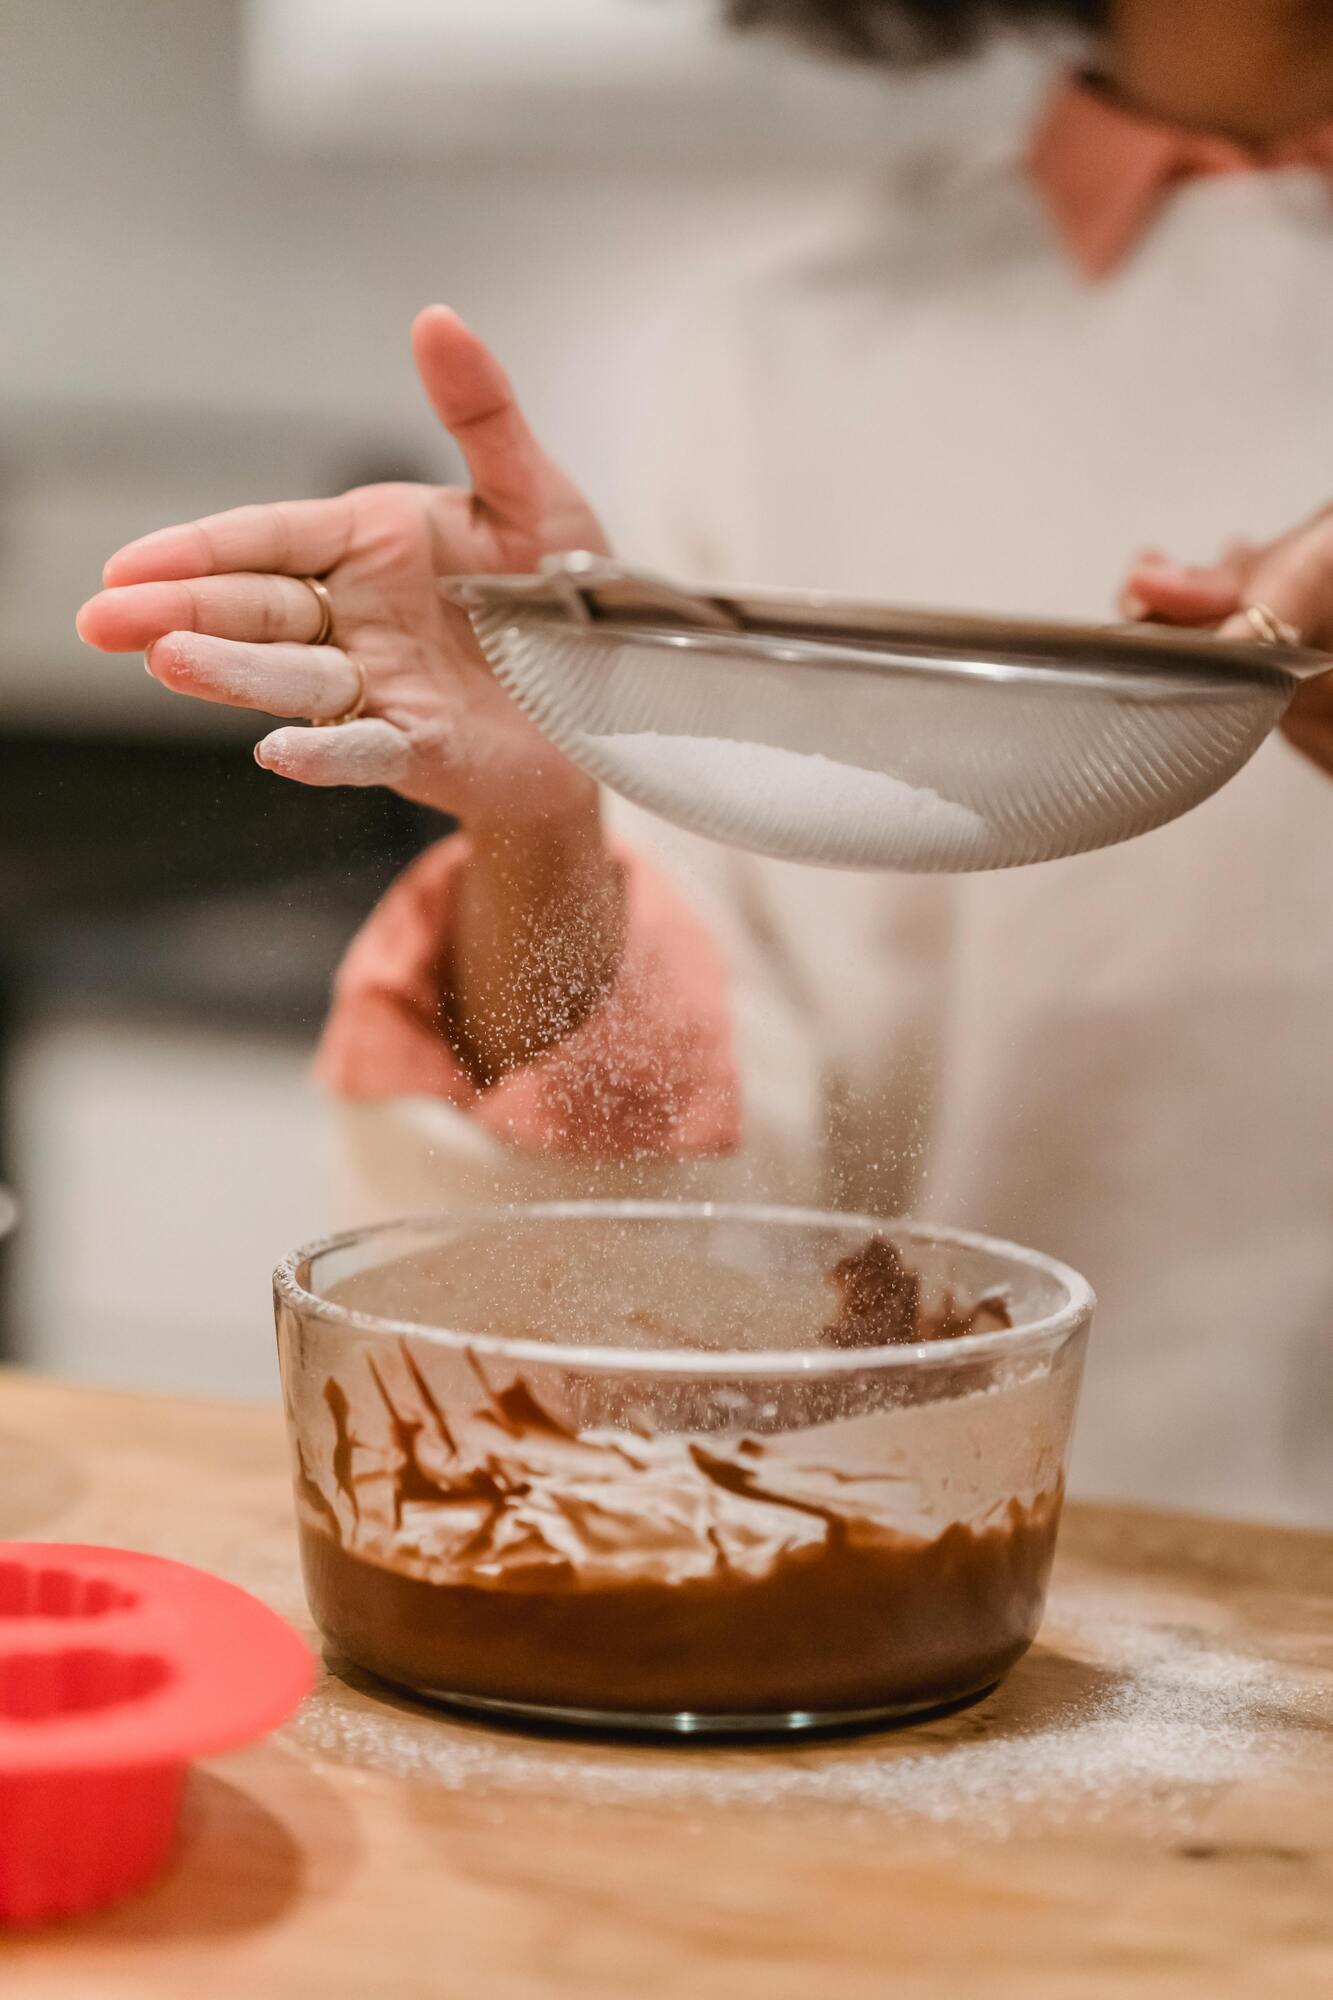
[588,734,986,857]
[284,1581,1328,1836]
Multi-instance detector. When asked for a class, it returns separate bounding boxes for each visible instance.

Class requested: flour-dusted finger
[102,497,352,587]
[255,719,412,789]
[147,635,364,720]
[77,573,335,653]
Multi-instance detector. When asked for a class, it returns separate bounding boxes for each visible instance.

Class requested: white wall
[1,1,853,569]
[242,0,918,163]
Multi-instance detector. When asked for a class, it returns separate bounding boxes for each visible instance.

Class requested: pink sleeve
[314,835,741,1163]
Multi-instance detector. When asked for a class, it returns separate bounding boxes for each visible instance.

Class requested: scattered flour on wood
[284,1582,1326,1834]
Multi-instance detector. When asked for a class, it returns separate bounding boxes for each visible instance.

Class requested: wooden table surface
[0,1370,1330,1999]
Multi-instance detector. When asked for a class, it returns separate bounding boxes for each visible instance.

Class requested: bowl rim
[273,1201,1095,1379]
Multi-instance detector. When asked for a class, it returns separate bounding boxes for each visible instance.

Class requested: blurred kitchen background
[0,0,1026,1398]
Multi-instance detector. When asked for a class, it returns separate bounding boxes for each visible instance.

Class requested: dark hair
[725,0,1107,66]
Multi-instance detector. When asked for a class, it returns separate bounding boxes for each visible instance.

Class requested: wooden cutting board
[1,1369,1330,1999]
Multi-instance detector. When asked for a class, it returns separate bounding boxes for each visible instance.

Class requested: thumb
[411,305,558,529]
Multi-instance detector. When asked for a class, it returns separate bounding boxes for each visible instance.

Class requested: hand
[76,307,607,833]
[1119,507,1333,778]
[78,309,624,1084]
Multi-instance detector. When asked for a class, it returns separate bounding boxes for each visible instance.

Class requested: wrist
[447,793,625,1086]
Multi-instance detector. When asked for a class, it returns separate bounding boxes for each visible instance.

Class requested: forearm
[445,795,626,1086]
[317,812,740,1166]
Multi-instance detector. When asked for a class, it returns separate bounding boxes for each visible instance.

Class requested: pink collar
[1028,75,1333,278]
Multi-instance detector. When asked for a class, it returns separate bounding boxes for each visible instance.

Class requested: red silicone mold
[0,1543,313,1926]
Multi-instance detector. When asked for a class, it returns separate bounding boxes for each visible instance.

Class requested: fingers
[255,718,411,789]
[101,497,351,588]
[146,634,363,720]
[77,573,329,652]
[1219,515,1333,653]
[411,305,556,527]
[1119,554,1244,627]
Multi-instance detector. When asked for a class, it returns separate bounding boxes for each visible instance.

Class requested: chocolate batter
[292,1234,1057,1720]
[299,1481,1060,1720]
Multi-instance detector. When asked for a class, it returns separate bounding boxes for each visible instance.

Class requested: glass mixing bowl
[274,1203,1093,1735]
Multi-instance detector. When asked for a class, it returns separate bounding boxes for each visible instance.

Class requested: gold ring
[311,654,367,728]
[1244,601,1301,648]
[302,576,335,648]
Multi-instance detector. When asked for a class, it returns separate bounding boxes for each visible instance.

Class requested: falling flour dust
[589,734,986,858]
[284,1580,1328,1837]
